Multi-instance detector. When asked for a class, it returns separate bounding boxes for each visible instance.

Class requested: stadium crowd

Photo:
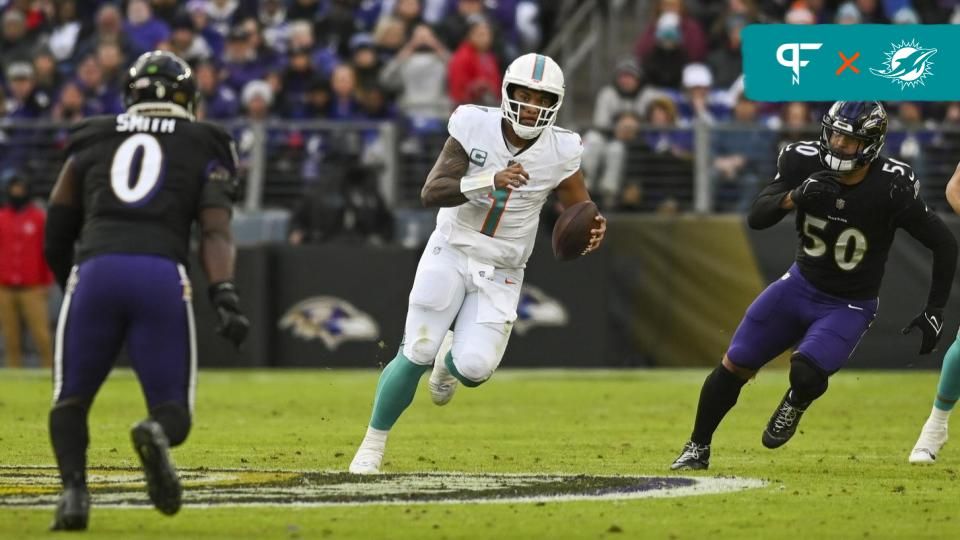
[2,0,960,223]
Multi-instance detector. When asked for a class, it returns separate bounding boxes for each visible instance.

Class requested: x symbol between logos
[836,51,860,75]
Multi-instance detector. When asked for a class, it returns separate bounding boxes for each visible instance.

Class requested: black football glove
[209,281,250,349]
[790,171,841,210]
[901,307,945,355]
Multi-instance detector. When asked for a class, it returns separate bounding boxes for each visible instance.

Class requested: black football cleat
[131,420,182,516]
[670,441,711,470]
[50,487,90,531]
[762,391,810,449]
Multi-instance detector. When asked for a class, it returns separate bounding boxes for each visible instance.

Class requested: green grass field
[1,368,957,539]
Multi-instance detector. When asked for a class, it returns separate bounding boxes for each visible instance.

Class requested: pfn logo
[777,43,823,85]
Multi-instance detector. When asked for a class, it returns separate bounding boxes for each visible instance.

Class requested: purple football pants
[727,264,878,374]
[52,254,196,411]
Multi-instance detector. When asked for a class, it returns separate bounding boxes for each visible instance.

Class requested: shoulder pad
[66,116,116,155]
[777,140,821,181]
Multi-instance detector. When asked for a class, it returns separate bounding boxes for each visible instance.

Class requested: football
[552,200,599,261]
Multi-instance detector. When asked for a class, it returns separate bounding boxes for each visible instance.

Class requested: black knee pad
[789,354,829,404]
[149,402,192,447]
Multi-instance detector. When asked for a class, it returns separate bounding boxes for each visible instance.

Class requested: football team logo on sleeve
[279,297,379,349]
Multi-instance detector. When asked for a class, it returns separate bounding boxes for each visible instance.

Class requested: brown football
[552,200,599,261]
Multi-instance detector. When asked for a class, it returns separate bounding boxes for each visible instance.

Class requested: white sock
[929,407,951,426]
[360,426,389,447]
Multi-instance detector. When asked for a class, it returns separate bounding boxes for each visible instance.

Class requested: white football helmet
[501,53,565,140]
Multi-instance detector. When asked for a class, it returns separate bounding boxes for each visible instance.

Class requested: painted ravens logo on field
[279,297,379,350]
[513,285,568,336]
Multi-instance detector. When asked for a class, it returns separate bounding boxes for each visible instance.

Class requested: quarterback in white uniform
[350,53,606,474]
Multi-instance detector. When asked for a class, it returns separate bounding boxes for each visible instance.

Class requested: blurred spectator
[95,42,126,90]
[785,3,816,24]
[241,79,274,122]
[31,50,61,108]
[288,20,338,79]
[644,97,692,157]
[289,0,324,21]
[712,95,772,212]
[437,0,487,51]
[222,25,271,93]
[74,55,123,116]
[46,0,84,64]
[638,13,687,88]
[380,23,451,123]
[855,0,891,23]
[373,16,408,60]
[707,0,758,48]
[207,0,244,37]
[887,102,936,180]
[359,84,397,121]
[447,15,500,107]
[891,6,920,24]
[281,46,320,119]
[389,0,425,37]
[289,164,395,245]
[706,9,745,88]
[258,0,290,53]
[314,0,362,59]
[169,15,213,64]
[679,63,726,125]
[636,0,708,79]
[591,59,655,132]
[240,17,281,68]
[188,1,226,58]
[124,0,171,56]
[75,4,133,61]
[329,64,364,121]
[776,101,816,152]
[302,77,332,118]
[591,111,643,209]
[351,34,384,95]
[151,0,182,25]
[1,10,35,74]
[617,181,645,212]
[196,61,239,120]
[5,62,49,119]
[0,173,54,368]
[835,2,862,23]
[50,81,86,123]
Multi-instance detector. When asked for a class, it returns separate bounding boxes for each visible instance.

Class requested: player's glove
[209,281,250,349]
[790,171,841,210]
[901,307,945,355]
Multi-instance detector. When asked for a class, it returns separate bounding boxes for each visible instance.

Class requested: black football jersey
[66,114,238,265]
[772,140,933,300]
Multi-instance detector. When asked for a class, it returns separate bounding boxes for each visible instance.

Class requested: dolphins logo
[870,39,937,90]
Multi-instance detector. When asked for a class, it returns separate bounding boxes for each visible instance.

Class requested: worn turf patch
[0,466,764,507]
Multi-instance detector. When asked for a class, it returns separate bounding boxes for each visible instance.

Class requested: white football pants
[401,231,523,384]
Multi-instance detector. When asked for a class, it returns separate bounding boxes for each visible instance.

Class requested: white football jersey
[436,105,583,268]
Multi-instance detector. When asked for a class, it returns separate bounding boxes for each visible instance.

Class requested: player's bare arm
[199,207,236,284]
[44,157,84,289]
[555,169,606,253]
[945,161,960,214]
[421,137,530,208]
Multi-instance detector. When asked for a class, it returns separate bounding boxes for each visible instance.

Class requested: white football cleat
[429,331,457,406]
[349,428,387,474]
[909,422,948,464]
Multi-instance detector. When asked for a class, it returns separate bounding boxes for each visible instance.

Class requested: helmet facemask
[819,124,884,172]
[501,83,562,140]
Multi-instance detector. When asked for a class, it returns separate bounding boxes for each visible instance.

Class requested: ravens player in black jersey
[671,101,958,470]
[44,51,250,530]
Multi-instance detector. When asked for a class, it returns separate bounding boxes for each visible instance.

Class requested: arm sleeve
[747,147,800,230]
[897,197,958,309]
[200,127,241,210]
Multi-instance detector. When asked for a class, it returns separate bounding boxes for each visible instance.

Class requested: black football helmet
[819,101,888,172]
[124,51,198,117]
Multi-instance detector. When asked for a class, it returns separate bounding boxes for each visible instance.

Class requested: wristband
[460,171,496,198]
